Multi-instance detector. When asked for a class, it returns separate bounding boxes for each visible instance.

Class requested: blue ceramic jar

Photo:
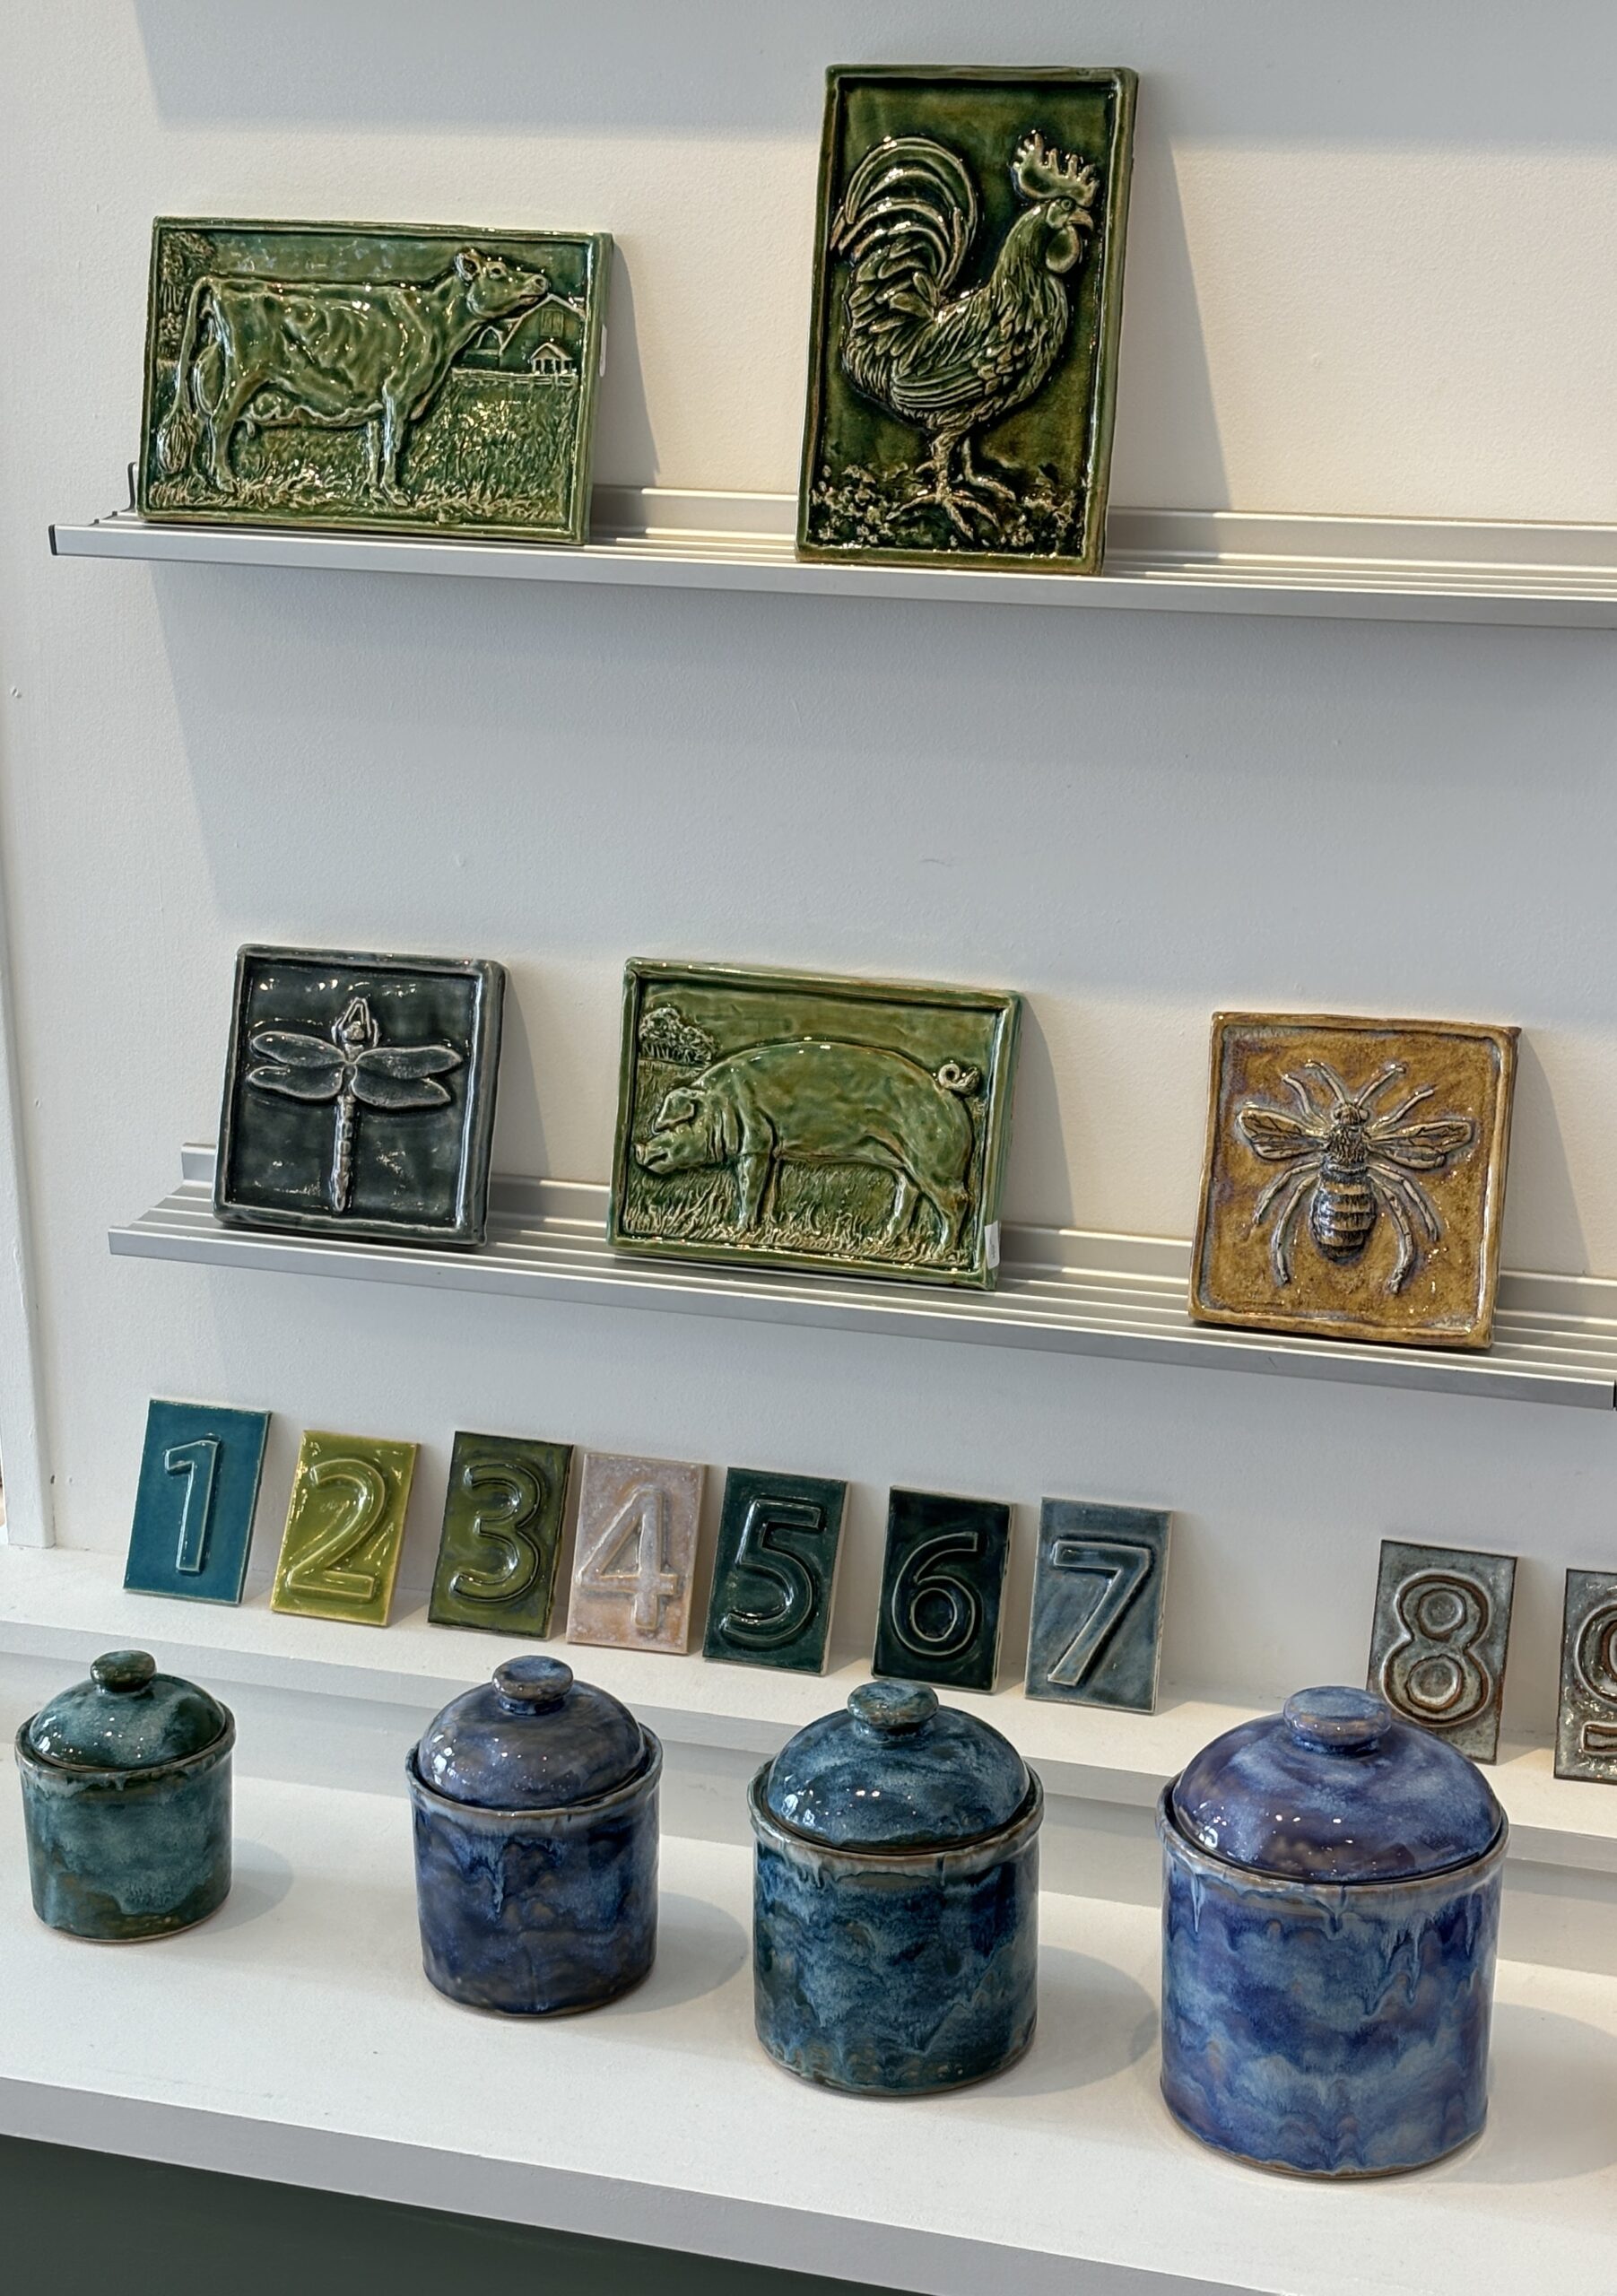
[1158,1684,1507,2177]
[14,1649,234,1942]
[407,1656,660,2015]
[750,1681,1042,2095]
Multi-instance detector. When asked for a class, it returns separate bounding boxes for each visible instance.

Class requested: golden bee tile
[1190,1013,1517,1350]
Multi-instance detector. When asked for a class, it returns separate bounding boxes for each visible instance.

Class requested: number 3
[448,1460,544,1607]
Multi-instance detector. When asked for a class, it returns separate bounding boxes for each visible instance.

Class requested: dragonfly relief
[246,996,462,1213]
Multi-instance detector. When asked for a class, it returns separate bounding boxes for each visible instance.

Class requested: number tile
[566,1451,706,1656]
[271,1429,419,1627]
[1554,1569,1617,1787]
[428,1431,573,1637]
[124,1398,272,1605]
[703,1468,848,1674]
[1367,1537,1517,1764]
[872,1488,1011,1694]
[1025,1499,1172,1712]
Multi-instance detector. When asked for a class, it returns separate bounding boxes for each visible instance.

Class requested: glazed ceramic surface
[750,1681,1041,2095]
[872,1487,1011,1692]
[703,1467,848,1674]
[1368,1537,1517,1763]
[1191,1012,1518,1350]
[139,220,610,543]
[1554,1568,1617,1785]
[610,961,1021,1291]
[123,1398,271,1605]
[1159,1686,1507,2177]
[798,67,1135,574]
[428,1431,573,1637]
[1024,1497,1170,1712]
[408,1657,660,2015]
[271,1429,418,1627]
[215,945,504,1247]
[566,1451,706,1655]
[15,1651,234,1942]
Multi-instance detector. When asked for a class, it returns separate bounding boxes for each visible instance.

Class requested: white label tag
[986,1222,1001,1270]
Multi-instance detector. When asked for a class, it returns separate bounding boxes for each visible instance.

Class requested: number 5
[720,1498,822,1650]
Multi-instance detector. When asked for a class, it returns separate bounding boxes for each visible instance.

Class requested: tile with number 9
[703,1468,847,1674]
[566,1451,706,1655]
[124,1398,272,1605]
[428,1431,573,1637]
[1554,1568,1617,1786]
[271,1429,418,1627]
[1367,1537,1517,1764]
[873,1487,1011,1694]
[1025,1499,1171,1712]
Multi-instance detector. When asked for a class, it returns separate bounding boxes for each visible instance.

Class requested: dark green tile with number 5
[429,1432,574,1638]
[873,1488,1010,1694]
[703,1468,848,1674]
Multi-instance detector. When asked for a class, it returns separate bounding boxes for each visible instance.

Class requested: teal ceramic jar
[15,1650,234,1941]
[750,1682,1043,2094]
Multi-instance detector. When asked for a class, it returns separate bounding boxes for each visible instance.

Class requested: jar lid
[414,1657,647,1811]
[761,1680,1030,1851]
[1169,1685,1504,1883]
[24,1650,229,1771]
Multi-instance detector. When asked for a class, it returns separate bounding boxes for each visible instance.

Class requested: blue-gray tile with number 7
[1025,1500,1171,1713]
[873,1489,1011,1694]
[124,1398,272,1604]
[703,1468,848,1674]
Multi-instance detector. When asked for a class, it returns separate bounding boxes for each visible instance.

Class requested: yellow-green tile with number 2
[272,1429,419,1626]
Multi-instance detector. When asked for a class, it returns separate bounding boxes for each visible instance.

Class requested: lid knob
[91,1650,157,1694]
[1283,1685,1392,1754]
[493,1657,573,1714]
[848,1681,938,1736]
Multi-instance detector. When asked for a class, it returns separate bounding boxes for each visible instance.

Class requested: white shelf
[0,1751,1611,2296]
[109,1146,1617,1411]
[50,486,1617,629]
[2,1545,1611,1879]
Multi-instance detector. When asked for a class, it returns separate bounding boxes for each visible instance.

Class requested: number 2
[164,1436,221,1575]
[1045,1538,1153,1688]
[720,1499,822,1650]
[578,1483,682,1635]
[284,1457,388,1602]
[448,1460,544,1607]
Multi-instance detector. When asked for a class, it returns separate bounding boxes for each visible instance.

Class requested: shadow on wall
[133,0,1617,143]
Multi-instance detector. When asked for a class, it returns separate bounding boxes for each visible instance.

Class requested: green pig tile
[1025,1499,1171,1712]
[798,67,1136,575]
[609,959,1021,1291]
[138,219,611,544]
[271,1429,418,1628]
[703,1467,848,1674]
[215,944,504,1247]
[873,1487,1011,1694]
[428,1431,573,1638]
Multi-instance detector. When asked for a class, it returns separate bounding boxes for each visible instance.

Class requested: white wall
[3,3,1616,1737]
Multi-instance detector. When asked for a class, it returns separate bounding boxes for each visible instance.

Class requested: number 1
[164,1436,221,1575]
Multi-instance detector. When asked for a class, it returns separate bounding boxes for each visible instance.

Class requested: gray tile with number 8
[1367,1537,1517,1765]
[1025,1499,1172,1713]
[1555,1568,1617,1786]
[703,1467,848,1674]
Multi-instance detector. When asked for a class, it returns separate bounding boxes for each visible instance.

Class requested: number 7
[1045,1538,1153,1689]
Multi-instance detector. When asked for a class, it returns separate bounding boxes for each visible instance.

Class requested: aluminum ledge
[49,486,1617,628]
[107,1146,1617,1410]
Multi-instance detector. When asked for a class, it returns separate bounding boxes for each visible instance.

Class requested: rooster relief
[809,129,1104,554]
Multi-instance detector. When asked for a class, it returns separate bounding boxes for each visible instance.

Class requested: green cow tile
[139,219,610,543]
[703,1467,848,1674]
[215,944,504,1246]
[428,1431,573,1638]
[798,67,1136,574]
[271,1429,418,1628]
[873,1487,1011,1694]
[610,960,1021,1291]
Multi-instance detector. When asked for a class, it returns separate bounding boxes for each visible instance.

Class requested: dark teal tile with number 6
[429,1432,574,1638]
[124,1398,272,1604]
[703,1468,848,1674]
[873,1489,1010,1694]
[1025,1499,1171,1713]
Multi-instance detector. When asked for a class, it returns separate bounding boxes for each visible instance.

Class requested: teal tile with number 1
[124,1398,272,1604]
[704,1468,848,1674]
